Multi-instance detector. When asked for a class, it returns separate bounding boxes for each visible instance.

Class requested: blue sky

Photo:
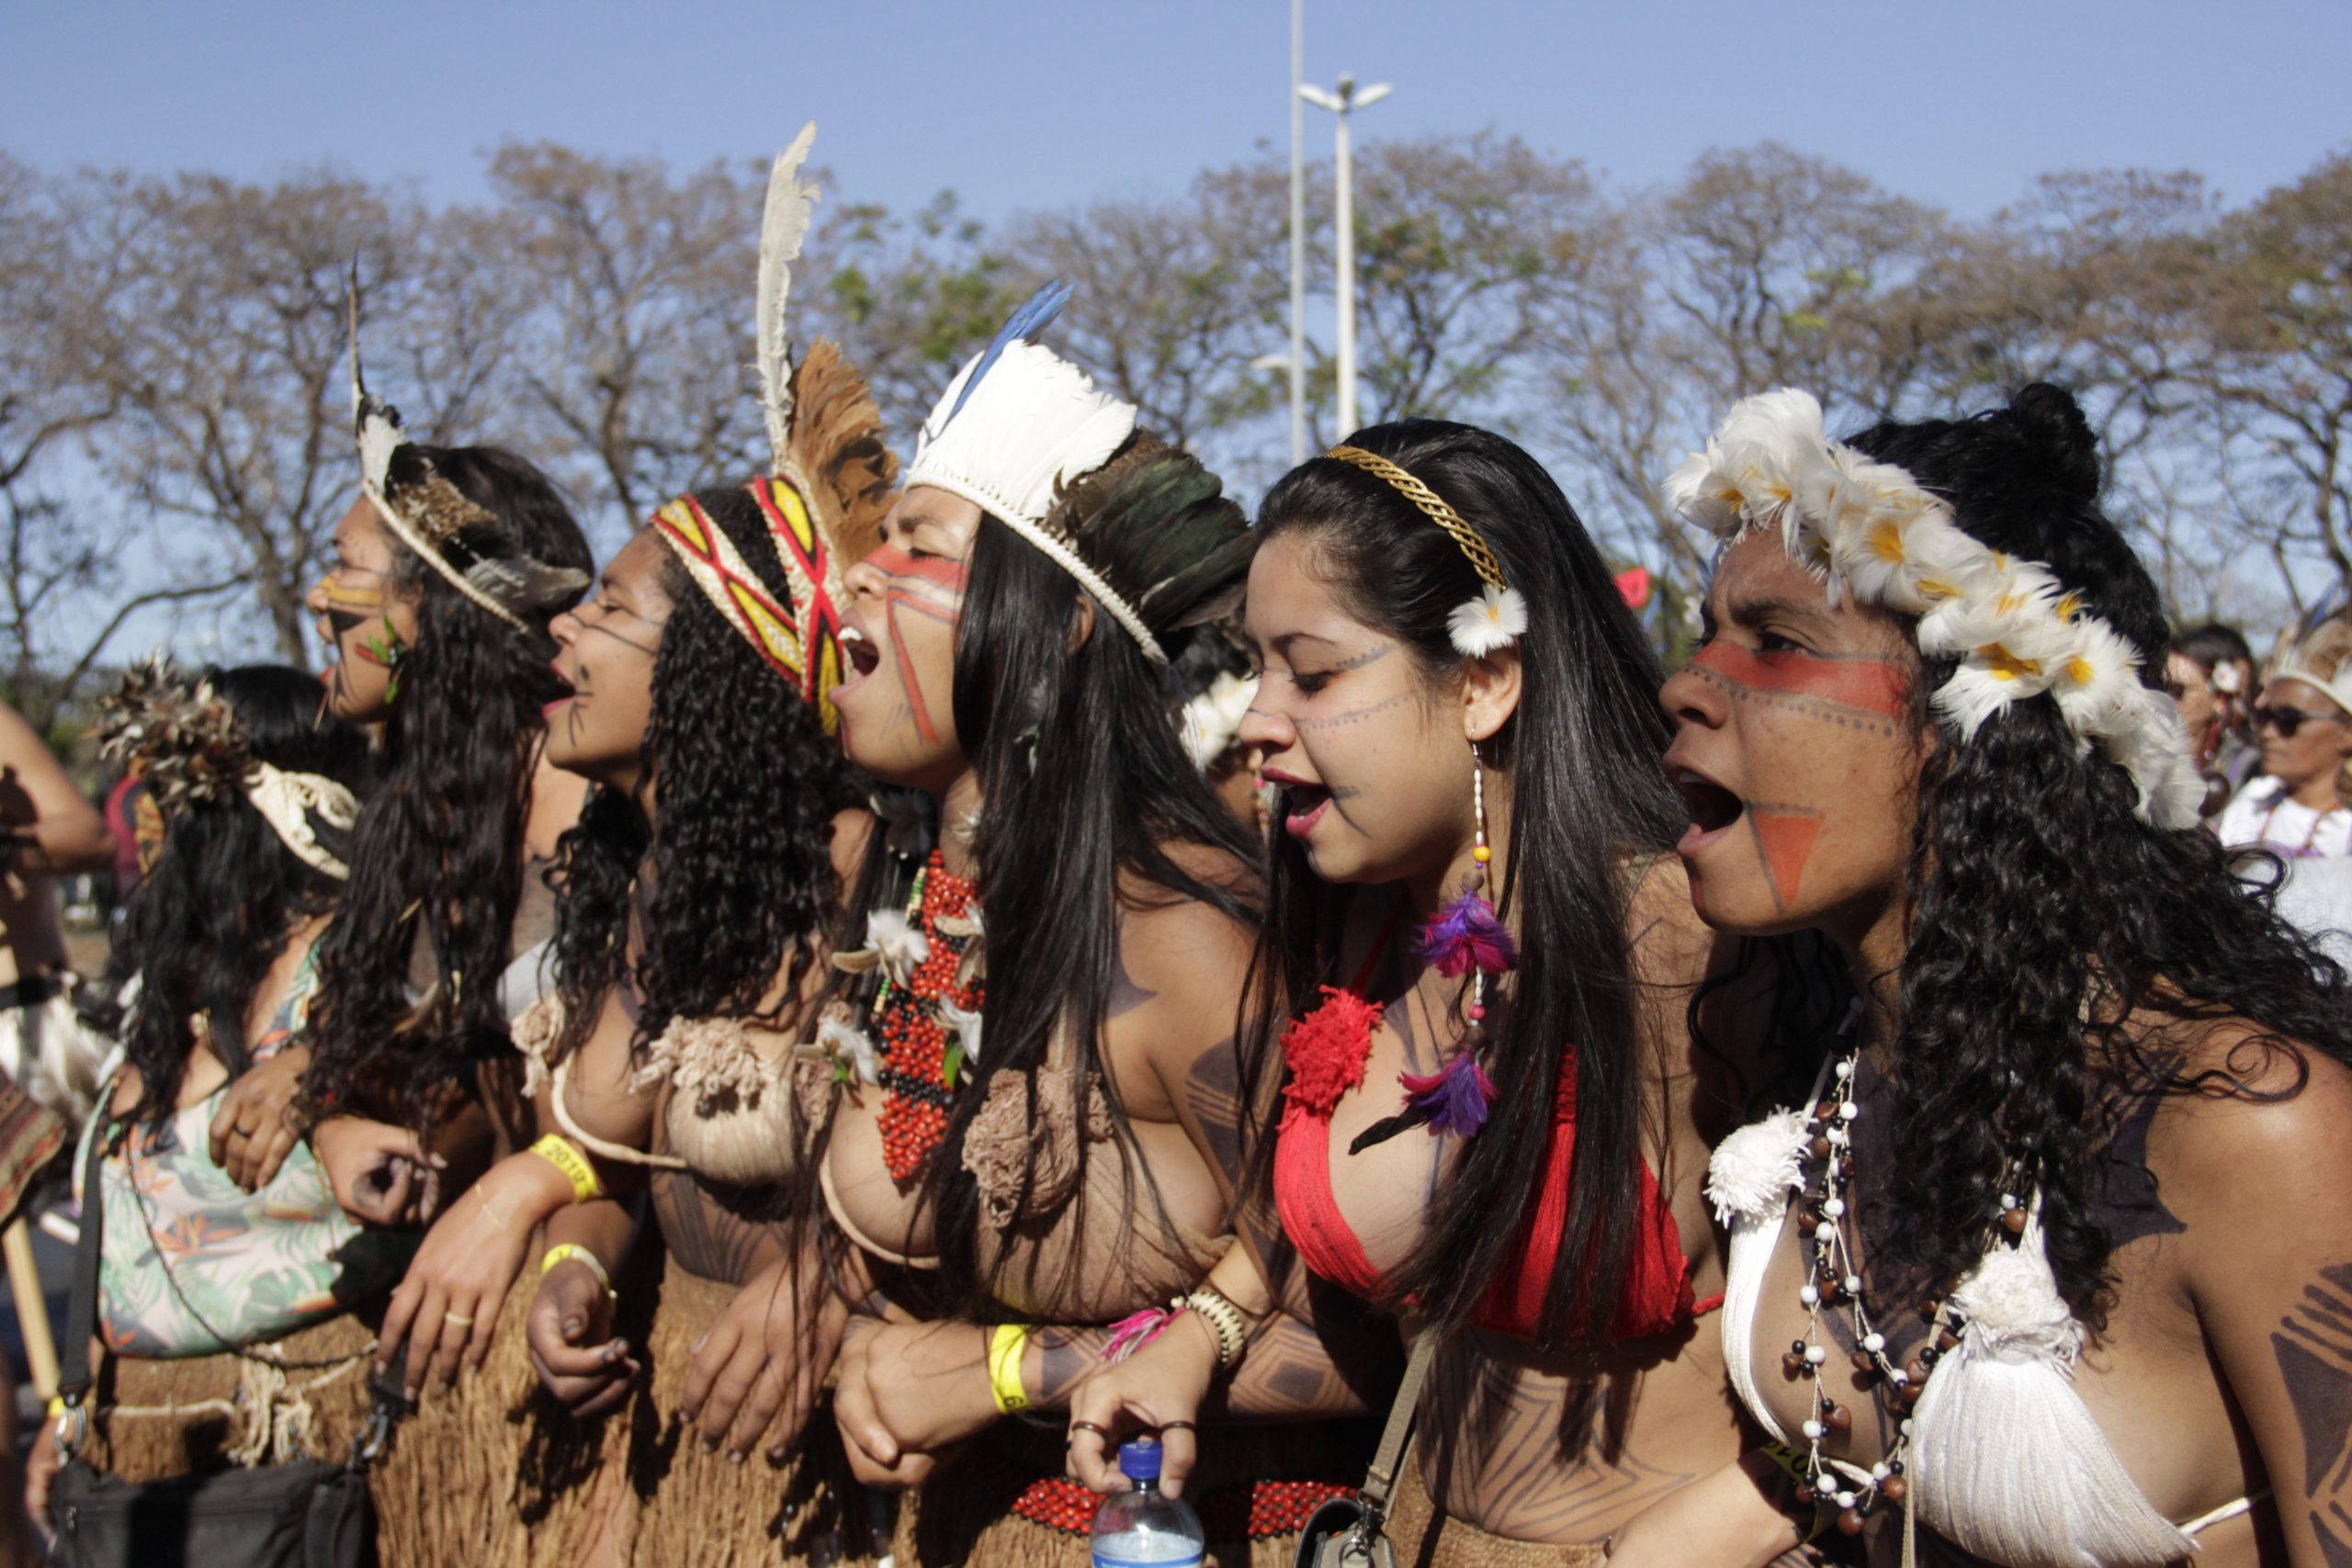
[7,0,2347,222]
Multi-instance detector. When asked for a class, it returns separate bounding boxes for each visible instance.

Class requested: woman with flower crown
[1616,383,2352,1566]
[1062,420,1787,1566]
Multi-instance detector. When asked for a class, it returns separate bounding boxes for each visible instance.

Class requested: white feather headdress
[902,289,1159,660]
[1663,389,2202,830]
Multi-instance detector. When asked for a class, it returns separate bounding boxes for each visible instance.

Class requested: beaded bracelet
[528,1133,605,1203]
[1179,1288,1250,1369]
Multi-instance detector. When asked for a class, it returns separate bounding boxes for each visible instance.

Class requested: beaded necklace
[872,849,983,1183]
[1781,1036,2019,1540]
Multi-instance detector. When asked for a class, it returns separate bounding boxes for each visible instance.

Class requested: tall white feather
[755,120,820,473]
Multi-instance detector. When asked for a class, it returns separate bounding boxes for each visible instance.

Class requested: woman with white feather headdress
[1618,383,2352,1566]
[809,285,1385,1568]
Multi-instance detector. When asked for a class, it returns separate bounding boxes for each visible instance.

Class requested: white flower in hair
[1448,583,1529,659]
[1662,386,2206,831]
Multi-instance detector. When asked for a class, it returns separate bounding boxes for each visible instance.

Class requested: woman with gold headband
[808,288,1385,1568]
[27,663,386,1523]
[1066,421,1784,1566]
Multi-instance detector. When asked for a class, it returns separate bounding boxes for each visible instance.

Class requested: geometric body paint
[868,543,967,748]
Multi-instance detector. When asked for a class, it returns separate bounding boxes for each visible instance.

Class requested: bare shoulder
[827,807,876,888]
[2143,1016,2352,1213]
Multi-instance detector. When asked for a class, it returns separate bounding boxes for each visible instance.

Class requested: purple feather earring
[1405,741,1510,1137]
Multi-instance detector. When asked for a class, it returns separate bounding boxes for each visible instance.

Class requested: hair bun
[2007,383,2101,505]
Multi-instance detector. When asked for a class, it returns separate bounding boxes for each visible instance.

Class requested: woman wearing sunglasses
[2217,619,2352,860]
[2218,618,2352,953]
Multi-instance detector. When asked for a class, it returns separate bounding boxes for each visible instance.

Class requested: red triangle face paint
[1747,808,1824,914]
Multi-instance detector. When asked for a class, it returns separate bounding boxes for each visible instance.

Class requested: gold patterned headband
[1323,445,1526,657]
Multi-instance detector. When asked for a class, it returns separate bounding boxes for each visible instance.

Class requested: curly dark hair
[547,485,864,1064]
[820,434,1261,1316]
[301,445,592,1130]
[1240,419,1686,1346]
[110,666,374,1134]
[1843,383,2352,1325]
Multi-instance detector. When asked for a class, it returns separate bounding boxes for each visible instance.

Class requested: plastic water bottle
[1091,1437,1205,1568]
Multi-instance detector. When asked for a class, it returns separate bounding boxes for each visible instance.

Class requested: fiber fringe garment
[601,1254,877,1567]
[891,1416,1373,1568]
[1384,1458,1608,1568]
[82,1310,379,1482]
[366,1224,657,1568]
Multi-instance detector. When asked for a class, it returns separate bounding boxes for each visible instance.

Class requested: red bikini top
[1270,919,1706,1344]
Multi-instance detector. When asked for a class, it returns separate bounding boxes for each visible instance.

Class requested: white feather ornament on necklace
[1448,583,1529,658]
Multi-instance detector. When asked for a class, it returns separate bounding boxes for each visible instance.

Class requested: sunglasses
[2254,705,2344,739]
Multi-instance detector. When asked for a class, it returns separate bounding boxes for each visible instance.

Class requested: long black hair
[113,666,373,1133]
[1242,419,1686,1346]
[302,445,592,1130]
[829,434,1261,1314]
[1846,383,2352,1325]
[547,486,863,1062]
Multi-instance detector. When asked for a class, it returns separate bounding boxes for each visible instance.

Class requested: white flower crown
[1664,389,2201,830]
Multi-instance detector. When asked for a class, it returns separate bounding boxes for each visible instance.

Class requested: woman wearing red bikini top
[1069,421,1782,1562]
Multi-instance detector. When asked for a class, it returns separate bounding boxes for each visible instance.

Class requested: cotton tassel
[1704,1107,1809,1226]
[1908,1218,2197,1568]
[1102,1305,1178,1362]
[1416,889,1517,977]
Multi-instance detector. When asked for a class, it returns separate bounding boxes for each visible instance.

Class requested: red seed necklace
[874,849,983,1183]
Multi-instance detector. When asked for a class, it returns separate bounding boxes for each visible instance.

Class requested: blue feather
[936,280,1073,434]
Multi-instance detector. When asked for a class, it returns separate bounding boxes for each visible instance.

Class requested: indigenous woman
[1651,385,2352,1565]
[508,351,899,1568]
[290,330,595,1563]
[1069,421,1775,1565]
[28,663,386,1508]
[818,297,1376,1567]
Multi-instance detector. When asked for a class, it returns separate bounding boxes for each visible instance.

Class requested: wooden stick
[3,1216,56,1400]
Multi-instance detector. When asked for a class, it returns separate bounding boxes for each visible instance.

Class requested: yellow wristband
[529,1134,605,1203]
[986,1323,1031,1415]
[45,1397,65,1420]
[541,1242,618,1306]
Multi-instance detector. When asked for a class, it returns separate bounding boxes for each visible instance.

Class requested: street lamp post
[1299,72,1390,441]
[1288,0,1306,467]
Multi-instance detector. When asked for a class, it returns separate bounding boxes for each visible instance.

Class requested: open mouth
[1278,782,1331,839]
[543,661,579,715]
[840,624,880,681]
[1667,762,1745,850]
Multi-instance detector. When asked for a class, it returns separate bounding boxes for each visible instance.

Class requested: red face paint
[867,543,966,748]
[1746,807,1824,913]
[1689,639,1907,726]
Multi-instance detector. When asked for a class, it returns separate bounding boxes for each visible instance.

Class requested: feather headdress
[755,121,820,476]
[96,654,359,878]
[1663,389,2201,830]
[2267,615,2352,719]
[647,122,899,732]
[345,272,587,633]
[903,284,1161,659]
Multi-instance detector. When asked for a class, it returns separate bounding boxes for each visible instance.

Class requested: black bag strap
[55,1122,107,1410]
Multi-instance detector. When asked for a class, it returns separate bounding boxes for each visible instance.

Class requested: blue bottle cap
[1118,1438,1163,1482]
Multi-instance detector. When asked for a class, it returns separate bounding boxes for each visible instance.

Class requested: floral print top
[73,953,417,1358]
